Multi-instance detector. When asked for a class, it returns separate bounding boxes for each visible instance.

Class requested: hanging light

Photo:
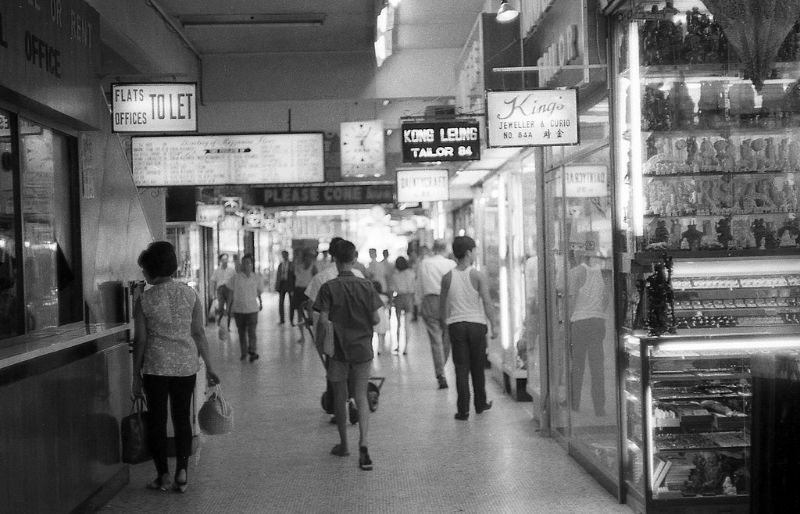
[496,0,519,23]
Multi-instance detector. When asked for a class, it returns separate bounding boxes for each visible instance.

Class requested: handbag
[198,385,234,435]
[121,395,151,464]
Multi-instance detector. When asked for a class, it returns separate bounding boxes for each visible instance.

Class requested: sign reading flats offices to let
[486,89,579,147]
[112,83,197,132]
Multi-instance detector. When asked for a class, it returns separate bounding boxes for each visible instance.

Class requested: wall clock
[340,120,386,177]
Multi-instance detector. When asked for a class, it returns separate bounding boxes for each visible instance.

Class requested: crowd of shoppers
[132,236,496,483]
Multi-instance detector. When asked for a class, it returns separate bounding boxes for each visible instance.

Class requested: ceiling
[153,0,486,56]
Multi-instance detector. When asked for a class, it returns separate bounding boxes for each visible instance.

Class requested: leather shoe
[437,376,448,389]
[476,401,493,414]
[454,412,469,420]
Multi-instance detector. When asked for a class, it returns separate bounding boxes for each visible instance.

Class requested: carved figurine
[731,218,754,249]
[716,218,733,249]
[751,139,767,171]
[713,139,735,172]
[644,255,676,336]
[671,81,696,128]
[751,218,768,249]
[681,223,704,251]
[778,215,800,247]
[700,137,717,170]
[765,137,777,169]
[654,219,670,243]
[739,139,755,171]
[686,136,698,168]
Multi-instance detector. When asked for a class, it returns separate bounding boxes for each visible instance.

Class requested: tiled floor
[101,294,632,514]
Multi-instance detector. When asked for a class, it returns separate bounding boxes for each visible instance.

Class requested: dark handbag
[121,395,151,464]
[198,385,234,435]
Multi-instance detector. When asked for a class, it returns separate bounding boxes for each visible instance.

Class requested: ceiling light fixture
[496,1,519,23]
[179,13,327,28]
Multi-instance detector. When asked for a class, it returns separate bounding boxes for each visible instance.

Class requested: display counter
[0,323,131,513]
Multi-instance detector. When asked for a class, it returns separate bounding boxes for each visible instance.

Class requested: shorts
[327,359,372,383]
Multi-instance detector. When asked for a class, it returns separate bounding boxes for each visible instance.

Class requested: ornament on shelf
[644,253,676,336]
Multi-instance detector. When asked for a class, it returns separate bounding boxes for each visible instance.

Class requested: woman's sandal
[146,473,171,491]
[359,446,373,470]
[330,444,350,457]
[172,469,188,493]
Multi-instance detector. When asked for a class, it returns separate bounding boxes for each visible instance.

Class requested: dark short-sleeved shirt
[314,271,383,363]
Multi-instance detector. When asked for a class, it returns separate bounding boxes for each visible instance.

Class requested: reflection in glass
[0,111,20,339]
[19,118,81,330]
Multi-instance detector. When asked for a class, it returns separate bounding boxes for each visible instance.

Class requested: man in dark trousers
[275,250,294,325]
[439,236,498,420]
[314,240,382,471]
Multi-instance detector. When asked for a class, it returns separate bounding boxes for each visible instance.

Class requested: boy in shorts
[314,240,382,470]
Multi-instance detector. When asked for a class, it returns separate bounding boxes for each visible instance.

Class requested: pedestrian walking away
[275,250,294,325]
[439,236,498,420]
[132,241,221,494]
[313,240,383,470]
[209,253,235,327]
[415,239,456,389]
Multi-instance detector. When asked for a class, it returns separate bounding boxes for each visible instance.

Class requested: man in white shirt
[366,248,387,294]
[415,239,456,389]
[209,254,236,325]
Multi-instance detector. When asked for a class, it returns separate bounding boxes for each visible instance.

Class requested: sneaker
[359,446,373,470]
[249,352,259,362]
[476,401,493,414]
[454,412,469,421]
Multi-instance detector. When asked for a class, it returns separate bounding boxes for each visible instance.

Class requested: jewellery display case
[606,0,800,512]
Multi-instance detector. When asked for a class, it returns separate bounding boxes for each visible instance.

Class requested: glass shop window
[0,112,82,345]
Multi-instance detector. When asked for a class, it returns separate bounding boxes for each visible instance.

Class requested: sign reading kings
[401,121,480,163]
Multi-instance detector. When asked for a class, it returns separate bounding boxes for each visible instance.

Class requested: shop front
[0,1,161,511]
[606,1,800,512]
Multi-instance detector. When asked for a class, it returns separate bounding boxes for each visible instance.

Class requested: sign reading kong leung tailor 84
[401,121,480,163]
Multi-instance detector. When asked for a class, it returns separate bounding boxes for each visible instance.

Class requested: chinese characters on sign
[486,89,579,147]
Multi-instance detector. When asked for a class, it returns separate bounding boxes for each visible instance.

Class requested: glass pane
[564,148,619,481]
[521,153,546,422]
[19,118,80,330]
[20,119,59,330]
[0,110,21,339]
[545,168,570,441]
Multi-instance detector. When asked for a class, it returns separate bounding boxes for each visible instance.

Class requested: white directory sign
[558,166,608,198]
[486,89,579,147]
[132,133,325,186]
[112,83,197,133]
[396,169,449,203]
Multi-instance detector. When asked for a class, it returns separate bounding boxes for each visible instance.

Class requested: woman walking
[291,250,317,343]
[132,241,220,493]
[390,256,416,354]
[228,253,264,362]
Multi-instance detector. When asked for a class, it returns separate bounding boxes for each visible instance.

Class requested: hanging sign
[131,133,325,186]
[557,166,608,198]
[196,204,225,224]
[486,89,579,147]
[401,121,480,163]
[258,183,395,208]
[112,83,197,133]
[396,169,449,203]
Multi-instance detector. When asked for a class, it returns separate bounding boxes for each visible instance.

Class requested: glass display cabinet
[607,0,800,512]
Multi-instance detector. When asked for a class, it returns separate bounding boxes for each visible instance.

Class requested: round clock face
[340,120,386,176]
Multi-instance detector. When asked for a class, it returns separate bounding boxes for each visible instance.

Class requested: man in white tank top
[439,236,498,420]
